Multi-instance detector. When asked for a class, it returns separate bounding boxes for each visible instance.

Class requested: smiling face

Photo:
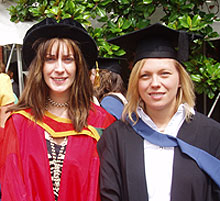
[43,40,76,100]
[138,58,180,115]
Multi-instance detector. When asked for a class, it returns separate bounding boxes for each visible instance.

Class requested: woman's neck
[145,106,177,132]
[46,106,69,119]
[49,92,70,104]
[46,95,70,119]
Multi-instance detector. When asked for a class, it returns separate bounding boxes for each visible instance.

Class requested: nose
[54,58,64,73]
[151,75,160,87]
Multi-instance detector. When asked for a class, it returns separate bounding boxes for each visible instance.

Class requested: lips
[53,77,67,81]
[51,77,68,85]
[149,92,165,99]
[149,92,165,96]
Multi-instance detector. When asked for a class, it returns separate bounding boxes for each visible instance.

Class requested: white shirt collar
[137,104,194,137]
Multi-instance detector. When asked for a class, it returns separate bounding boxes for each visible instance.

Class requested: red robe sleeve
[0,117,31,201]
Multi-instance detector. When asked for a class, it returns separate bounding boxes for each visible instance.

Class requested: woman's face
[138,58,180,114]
[43,41,76,98]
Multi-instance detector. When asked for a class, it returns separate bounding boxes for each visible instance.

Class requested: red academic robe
[0,103,115,201]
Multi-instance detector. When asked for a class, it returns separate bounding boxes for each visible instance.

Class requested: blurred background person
[7,62,19,98]
[92,57,128,119]
[89,61,100,106]
[95,57,127,103]
[0,60,16,201]
[0,60,15,128]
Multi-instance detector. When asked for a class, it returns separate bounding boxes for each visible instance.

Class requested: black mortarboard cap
[96,57,127,75]
[107,23,202,65]
[22,18,98,70]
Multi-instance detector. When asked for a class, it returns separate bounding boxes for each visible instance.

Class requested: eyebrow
[45,53,74,56]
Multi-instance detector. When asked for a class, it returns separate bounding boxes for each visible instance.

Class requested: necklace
[48,135,68,199]
[47,97,69,108]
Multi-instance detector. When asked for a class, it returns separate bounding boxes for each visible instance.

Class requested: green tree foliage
[7,0,220,98]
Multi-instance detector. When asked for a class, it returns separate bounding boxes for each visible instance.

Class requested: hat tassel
[94,61,100,88]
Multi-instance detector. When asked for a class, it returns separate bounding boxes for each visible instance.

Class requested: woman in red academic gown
[0,18,115,201]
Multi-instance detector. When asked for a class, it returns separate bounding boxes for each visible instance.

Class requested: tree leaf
[122,19,132,29]
[179,16,189,28]
[143,0,153,5]
[96,6,106,17]
[191,74,202,82]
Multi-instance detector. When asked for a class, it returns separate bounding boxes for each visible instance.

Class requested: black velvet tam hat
[22,18,98,70]
[96,57,127,75]
[107,23,202,65]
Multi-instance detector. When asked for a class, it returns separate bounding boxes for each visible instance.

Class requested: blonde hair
[122,58,195,122]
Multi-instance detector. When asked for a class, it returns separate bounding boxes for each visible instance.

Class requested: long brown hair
[10,38,93,132]
[94,69,126,102]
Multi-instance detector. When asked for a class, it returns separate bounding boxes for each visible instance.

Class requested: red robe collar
[13,108,102,140]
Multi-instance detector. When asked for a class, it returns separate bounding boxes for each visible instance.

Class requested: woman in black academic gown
[97,23,220,201]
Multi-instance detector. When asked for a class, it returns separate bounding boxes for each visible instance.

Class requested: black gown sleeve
[173,112,220,201]
[97,122,122,201]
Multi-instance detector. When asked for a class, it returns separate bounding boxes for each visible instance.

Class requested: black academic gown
[97,112,220,201]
